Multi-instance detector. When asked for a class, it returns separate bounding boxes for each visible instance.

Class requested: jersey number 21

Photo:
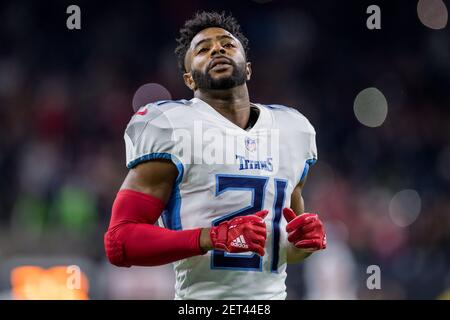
[211,174,287,273]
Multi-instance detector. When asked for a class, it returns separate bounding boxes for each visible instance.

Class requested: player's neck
[195,84,251,130]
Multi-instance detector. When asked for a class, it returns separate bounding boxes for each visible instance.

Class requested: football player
[104,11,326,300]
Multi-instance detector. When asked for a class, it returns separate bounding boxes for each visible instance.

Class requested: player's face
[183,27,251,91]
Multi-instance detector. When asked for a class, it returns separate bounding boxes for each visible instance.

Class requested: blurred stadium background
[0,0,449,299]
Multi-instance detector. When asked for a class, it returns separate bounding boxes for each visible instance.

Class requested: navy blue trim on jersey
[271,179,287,273]
[263,104,292,111]
[155,99,188,106]
[126,152,184,230]
[300,158,317,183]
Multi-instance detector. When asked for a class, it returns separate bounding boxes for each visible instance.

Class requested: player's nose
[210,43,226,56]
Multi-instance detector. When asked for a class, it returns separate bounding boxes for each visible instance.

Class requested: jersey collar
[190,97,273,133]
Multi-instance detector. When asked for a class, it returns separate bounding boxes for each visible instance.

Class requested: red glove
[283,208,326,251]
[210,210,268,256]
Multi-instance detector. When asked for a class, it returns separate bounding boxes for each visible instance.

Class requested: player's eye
[197,47,209,54]
[223,43,235,48]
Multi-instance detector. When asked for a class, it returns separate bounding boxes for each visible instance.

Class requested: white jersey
[124,97,317,300]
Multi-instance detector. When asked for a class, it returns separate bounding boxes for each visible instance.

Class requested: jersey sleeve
[124,104,184,176]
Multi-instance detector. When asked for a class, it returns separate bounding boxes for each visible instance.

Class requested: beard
[191,60,247,90]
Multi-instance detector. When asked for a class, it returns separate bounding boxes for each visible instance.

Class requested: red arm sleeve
[104,189,204,267]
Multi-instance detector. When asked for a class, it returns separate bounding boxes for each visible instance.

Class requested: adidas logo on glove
[230,235,248,249]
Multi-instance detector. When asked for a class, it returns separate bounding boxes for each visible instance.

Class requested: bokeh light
[11,266,89,300]
[417,0,448,30]
[389,189,422,227]
[132,83,172,112]
[353,87,388,128]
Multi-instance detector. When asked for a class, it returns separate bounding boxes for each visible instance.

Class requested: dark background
[0,0,449,299]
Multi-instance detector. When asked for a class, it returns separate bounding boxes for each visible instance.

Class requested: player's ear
[246,62,252,81]
[183,72,197,91]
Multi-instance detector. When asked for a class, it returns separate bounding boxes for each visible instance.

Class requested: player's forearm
[105,223,204,267]
[104,189,206,267]
[286,243,313,264]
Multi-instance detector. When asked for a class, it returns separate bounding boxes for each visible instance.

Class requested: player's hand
[210,210,268,256]
[282,208,326,252]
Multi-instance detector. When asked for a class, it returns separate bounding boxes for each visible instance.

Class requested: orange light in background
[11,266,89,300]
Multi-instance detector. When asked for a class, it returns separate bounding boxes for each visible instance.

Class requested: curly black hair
[175,11,249,73]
